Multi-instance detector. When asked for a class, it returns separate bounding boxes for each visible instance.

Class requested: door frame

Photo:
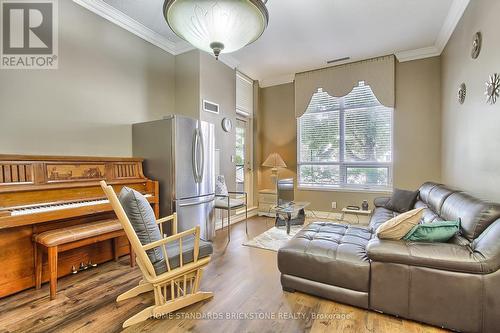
[235,115,254,208]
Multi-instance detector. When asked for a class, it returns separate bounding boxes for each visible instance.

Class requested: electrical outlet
[331,201,337,209]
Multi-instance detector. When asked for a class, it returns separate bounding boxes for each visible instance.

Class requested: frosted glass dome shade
[164,0,269,58]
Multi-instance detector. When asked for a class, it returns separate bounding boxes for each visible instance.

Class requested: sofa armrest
[373,197,391,208]
[472,219,500,273]
[366,239,488,274]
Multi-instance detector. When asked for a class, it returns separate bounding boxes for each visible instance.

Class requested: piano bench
[33,219,136,300]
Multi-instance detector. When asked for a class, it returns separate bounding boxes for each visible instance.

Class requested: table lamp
[262,152,287,190]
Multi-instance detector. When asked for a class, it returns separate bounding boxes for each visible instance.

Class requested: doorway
[235,117,253,207]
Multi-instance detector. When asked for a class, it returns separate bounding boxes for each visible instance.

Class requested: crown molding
[73,0,245,67]
[395,46,441,62]
[435,0,470,52]
[73,0,184,55]
[396,0,470,62]
[218,54,240,70]
[259,74,295,88]
[174,41,195,55]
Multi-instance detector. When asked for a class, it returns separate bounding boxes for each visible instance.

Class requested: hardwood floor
[0,217,447,333]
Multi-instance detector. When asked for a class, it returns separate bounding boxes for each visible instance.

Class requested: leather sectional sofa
[277,182,500,332]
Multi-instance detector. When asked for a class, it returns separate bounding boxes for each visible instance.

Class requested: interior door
[174,116,199,199]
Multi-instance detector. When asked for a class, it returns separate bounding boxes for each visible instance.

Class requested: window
[298,82,393,191]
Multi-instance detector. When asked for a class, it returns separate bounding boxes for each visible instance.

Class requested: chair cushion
[154,235,213,275]
[278,222,372,292]
[215,175,228,196]
[376,208,424,240]
[215,197,245,209]
[385,188,419,213]
[34,219,122,247]
[118,187,164,274]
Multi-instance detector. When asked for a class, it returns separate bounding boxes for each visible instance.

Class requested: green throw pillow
[404,220,460,242]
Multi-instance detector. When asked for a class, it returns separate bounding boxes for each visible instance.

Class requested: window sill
[297,185,393,194]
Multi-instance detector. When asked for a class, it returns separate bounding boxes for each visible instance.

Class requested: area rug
[242,225,304,252]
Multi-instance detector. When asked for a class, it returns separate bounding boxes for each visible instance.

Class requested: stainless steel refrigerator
[132,116,215,240]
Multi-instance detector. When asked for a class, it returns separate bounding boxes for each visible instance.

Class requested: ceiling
[78,0,469,87]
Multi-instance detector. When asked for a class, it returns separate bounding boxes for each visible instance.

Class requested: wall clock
[471,32,482,59]
[458,83,467,104]
[222,118,232,132]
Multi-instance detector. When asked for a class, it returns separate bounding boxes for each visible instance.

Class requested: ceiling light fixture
[164,0,269,60]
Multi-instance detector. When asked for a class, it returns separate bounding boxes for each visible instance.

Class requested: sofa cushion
[278,222,372,292]
[369,207,397,231]
[376,208,424,240]
[366,239,485,274]
[414,200,444,223]
[417,182,439,204]
[385,188,419,213]
[425,185,457,214]
[440,192,500,240]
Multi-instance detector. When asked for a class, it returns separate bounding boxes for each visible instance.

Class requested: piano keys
[7,194,152,216]
[0,155,159,298]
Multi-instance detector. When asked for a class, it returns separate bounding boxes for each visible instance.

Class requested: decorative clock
[222,118,232,132]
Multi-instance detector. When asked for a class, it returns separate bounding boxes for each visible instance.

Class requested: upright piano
[0,155,159,298]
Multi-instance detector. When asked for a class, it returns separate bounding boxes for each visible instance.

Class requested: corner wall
[199,52,237,191]
[441,0,500,201]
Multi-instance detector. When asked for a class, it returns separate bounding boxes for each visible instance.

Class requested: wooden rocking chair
[100,181,213,328]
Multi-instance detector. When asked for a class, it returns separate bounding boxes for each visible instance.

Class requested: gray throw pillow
[385,188,419,213]
[118,187,165,274]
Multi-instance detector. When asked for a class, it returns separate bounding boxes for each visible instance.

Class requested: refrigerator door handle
[178,196,215,207]
[192,129,200,183]
[198,128,205,183]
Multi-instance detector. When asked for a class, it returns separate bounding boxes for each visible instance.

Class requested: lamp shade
[262,153,287,168]
[164,0,269,59]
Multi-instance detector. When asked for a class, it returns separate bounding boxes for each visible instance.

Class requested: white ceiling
[78,0,469,87]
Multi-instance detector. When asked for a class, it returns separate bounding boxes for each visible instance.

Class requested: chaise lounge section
[277,182,500,333]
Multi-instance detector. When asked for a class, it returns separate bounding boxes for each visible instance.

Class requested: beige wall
[174,50,200,120]
[394,57,442,189]
[258,58,442,211]
[0,0,175,157]
[441,0,500,201]
[199,52,237,191]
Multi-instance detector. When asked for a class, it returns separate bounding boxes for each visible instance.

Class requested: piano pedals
[71,261,98,274]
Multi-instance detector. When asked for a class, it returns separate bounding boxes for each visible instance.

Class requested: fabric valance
[294,55,395,117]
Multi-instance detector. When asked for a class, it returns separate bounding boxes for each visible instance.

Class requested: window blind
[236,72,253,117]
[298,82,393,190]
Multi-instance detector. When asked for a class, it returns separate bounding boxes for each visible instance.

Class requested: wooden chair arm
[143,225,201,273]
[143,226,199,251]
[156,212,178,235]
